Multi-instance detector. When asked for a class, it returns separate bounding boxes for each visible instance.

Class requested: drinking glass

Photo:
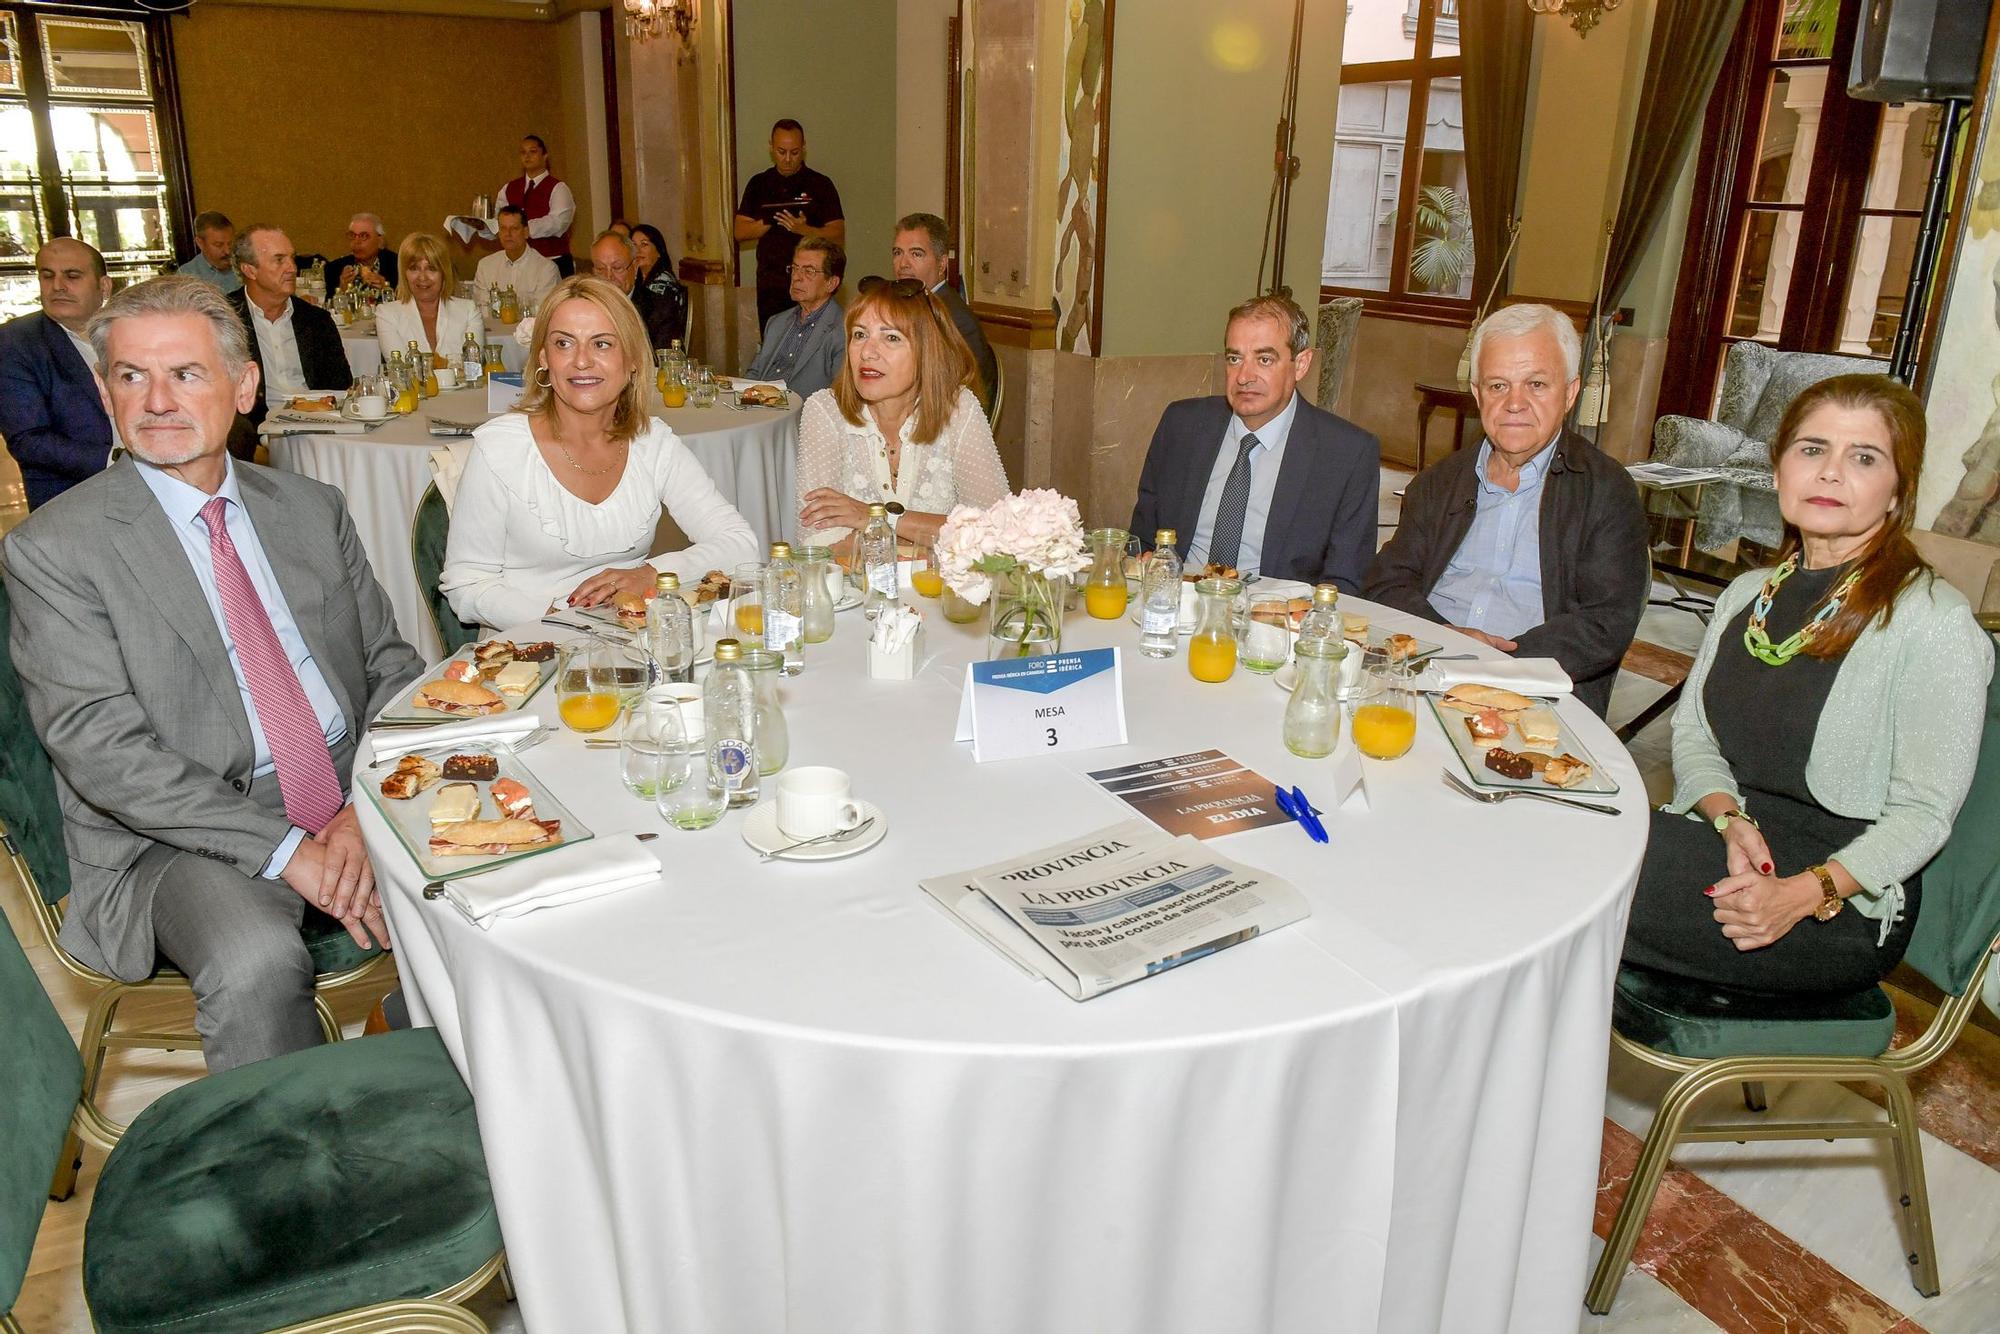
[1241,594,1293,675]
[556,642,622,734]
[690,365,719,408]
[729,562,766,646]
[609,640,651,709]
[618,694,686,799]
[1351,657,1418,760]
[910,539,945,599]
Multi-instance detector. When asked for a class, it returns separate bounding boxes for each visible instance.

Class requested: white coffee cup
[775,766,864,839]
[822,565,847,605]
[435,365,460,390]
[352,394,387,420]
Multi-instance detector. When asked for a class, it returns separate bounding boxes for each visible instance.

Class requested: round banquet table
[339,316,528,378]
[362,599,1646,1334]
[267,389,802,660]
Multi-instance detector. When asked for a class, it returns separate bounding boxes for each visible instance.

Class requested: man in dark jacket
[1366,303,1649,716]
[0,238,116,507]
[892,212,997,415]
[226,225,351,458]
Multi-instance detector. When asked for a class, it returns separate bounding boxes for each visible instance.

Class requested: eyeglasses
[786,264,825,278]
[857,275,926,298]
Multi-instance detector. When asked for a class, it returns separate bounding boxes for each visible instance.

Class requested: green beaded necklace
[1742,553,1863,666]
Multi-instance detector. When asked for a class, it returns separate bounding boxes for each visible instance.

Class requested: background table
[268,391,801,658]
[365,601,1646,1334]
[339,316,528,378]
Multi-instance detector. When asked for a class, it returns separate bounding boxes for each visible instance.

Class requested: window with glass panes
[0,5,189,321]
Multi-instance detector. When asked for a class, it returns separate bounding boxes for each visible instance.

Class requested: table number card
[955,647,1127,762]
[1327,743,1369,811]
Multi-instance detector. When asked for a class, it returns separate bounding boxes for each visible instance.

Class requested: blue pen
[1273,785,1301,823]
[1290,785,1329,843]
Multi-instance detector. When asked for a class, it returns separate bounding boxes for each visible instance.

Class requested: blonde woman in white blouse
[796,276,1009,550]
[441,275,758,629]
[374,231,483,360]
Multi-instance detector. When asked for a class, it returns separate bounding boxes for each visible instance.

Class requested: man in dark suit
[226,224,350,457]
[1366,303,1649,716]
[0,238,116,508]
[4,276,422,1072]
[892,212,997,415]
[589,228,681,353]
[1129,294,1380,592]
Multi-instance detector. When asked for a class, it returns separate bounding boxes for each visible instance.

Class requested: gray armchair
[1650,340,1882,551]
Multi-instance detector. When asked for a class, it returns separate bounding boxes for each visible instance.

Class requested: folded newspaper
[919,821,1309,1000]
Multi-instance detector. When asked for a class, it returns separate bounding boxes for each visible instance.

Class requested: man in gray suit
[742,236,846,398]
[892,212,996,415]
[3,276,423,1072]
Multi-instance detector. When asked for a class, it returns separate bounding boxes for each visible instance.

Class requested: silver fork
[1440,768,1620,816]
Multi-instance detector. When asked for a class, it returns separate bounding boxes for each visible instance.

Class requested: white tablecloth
[363,601,1645,1333]
[268,391,801,660]
[339,316,528,379]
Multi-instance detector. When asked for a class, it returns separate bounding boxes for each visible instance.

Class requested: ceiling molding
[192,0,609,23]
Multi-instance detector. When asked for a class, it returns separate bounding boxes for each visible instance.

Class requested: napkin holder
[487,372,524,415]
[868,621,923,681]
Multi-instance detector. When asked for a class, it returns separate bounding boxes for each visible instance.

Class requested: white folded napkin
[442,834,660,929]
[370,713,544,763]
[1418,655,1574,697]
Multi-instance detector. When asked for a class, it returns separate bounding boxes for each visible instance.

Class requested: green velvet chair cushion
[0,577,73,905]
[300,905,382,976]
[414,483,481,656]
[1902,650,2000,997]
[1614,965,1896,1061]
[83,1029,500,1334]
[0,906,84,1317]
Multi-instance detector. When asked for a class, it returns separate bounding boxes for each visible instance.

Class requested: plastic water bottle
[703,639,759,808]
[860,503,898,621]
[762,541,804,675]
[645,571,694,684]
[1140,528,1182,659]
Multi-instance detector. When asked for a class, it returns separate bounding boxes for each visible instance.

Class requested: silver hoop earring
[535,366,553,388]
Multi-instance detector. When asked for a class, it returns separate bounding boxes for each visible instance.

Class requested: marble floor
[2,464,1997,1332]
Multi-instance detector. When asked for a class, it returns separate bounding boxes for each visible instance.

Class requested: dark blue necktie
[1206,433,1259,571]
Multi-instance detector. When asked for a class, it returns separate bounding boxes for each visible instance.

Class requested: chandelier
[1527,0,1623,37]
[625,0,697,46]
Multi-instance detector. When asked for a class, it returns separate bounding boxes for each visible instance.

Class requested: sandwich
[1341,612,1370,642]
[690,570,732,606]
[1517,707,1562,753]
[1438,682,1535,719]
[492,661,540,697]
[442,659,481,685]
[613,590,650,628]
[412,677,504,716]
[1463,710,1511,746]
[472,639,517,669]
[738,384,787,407]
[1385,632,1422,663]
[1286,597,1313,630]
[286,395,338,413]
[378,754,442,800]
[428,817,562,857]
[490,777,536,819]
[428,782,481,829]
[1543,754,1594,789]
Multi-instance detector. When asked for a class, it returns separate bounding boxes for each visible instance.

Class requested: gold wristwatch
[1807,863,1842,921]
[1712,807,1757,834]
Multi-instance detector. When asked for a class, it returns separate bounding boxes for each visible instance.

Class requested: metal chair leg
[47,1126,83,1201]
[1741,1081,1768,1112]
[1587,1067,1717,1313]
[499,1261,516,1302]
[314,992,343,1043]
[74,984,126,1131]
[1880,1074,1941,1297]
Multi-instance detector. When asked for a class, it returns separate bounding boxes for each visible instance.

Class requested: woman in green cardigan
[1622,375,1994,993]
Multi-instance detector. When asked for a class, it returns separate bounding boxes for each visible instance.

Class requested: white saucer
[832,589,865,613]
[741,800,886,861]
[340,402,391,424]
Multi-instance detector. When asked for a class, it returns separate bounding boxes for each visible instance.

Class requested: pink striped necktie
[199,496,345,833]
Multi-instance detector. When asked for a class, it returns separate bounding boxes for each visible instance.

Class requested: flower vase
[985,568,1063,659]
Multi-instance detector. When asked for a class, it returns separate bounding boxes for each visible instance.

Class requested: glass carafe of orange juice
[556,642,622,734]
[1283,639,1342,758]
[1187,576,1242,683]
[1352,660,1419,760]
[497,286,521,325]
[1082,528,1131,619]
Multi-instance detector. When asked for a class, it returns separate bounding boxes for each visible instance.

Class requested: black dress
[1621,563,1920,993]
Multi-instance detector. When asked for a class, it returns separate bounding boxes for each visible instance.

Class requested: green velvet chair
[0,579,390,1199]
[413,482,481,656]
[1586,644,2000,1313]
[0,906,504,1334]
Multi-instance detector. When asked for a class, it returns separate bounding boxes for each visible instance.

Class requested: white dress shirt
[134,457,348,877]
[473,247,561,312]
[440,412,761,629]
[246,299,309,410]
[375,296,485,358]
[1187,389,1300,577]
[62,323,97,370]
[498,172,577,242]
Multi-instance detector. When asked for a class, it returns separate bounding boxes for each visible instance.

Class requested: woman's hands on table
[568,565,657,608]
[800,487,869,535]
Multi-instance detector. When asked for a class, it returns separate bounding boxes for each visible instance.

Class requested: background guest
[474,205,560,315]
[796,275,1005,551]
[178,210,241,295]
[1129,294,1379,592]
[375,231,483,359]
[0,238,116,508]
[1366,302,1648,716]
[440,276,758,629]
[499,133,577,277]
[734,118,845,329]
[588,229,676,354]
[743,237,844,398]
[891,211,995,415]
[630,223,688,349]
[1622,375,1992,994]
[325,212,396,294]
[227,225,351,454]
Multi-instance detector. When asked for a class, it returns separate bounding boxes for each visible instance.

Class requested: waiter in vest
[498,134,577,278]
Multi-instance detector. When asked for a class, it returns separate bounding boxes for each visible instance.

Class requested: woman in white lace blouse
[441,276,758,629]
[796,276,1009,550]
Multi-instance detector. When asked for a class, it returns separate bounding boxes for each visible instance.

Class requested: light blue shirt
[1427,438,1551,640]
[136,458,347,877]
[1188,390,1299,578]
[177,252,242,295]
